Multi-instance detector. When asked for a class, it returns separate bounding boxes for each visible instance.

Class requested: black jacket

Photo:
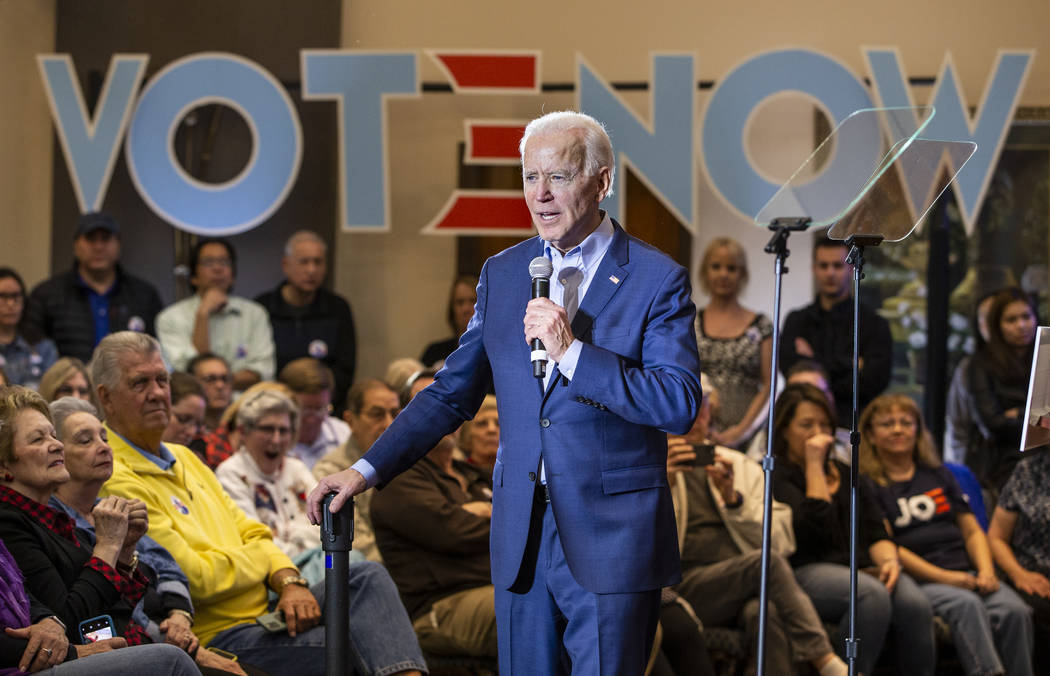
[25,265,163,362]
[255,284,356,411]
[779,297,893,428]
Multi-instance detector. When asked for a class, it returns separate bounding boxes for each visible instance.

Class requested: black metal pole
[757,217,811,676]
[843,235,882,676]
[322,493,354,676]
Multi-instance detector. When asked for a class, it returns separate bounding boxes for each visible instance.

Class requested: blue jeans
[210,561,426,676]
[46,644,198,676]
[794,562,935,676]
[923,581,1033,676]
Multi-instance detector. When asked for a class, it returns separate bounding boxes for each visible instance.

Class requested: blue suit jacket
[363,222,702,594]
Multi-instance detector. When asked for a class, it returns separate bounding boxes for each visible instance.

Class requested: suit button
[528,472,536,481]
[540,418,551,428]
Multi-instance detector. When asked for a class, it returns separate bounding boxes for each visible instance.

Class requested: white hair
[518,110,616,198]
[283,230,328,257]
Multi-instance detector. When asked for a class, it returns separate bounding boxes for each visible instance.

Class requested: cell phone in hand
[255,609,287,633]
[78,614,115,643]
[688,443,716,467]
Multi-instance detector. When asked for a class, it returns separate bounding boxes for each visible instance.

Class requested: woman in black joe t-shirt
[859,393,1033,676]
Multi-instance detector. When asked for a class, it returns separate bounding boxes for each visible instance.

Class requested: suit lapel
[541,222,631,404]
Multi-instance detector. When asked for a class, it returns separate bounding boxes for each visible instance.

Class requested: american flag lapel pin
[609,275,620,284]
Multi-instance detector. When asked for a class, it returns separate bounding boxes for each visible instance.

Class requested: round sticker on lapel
[0,355,7,368]
[308,339,329,359]
[170,495,190,515]
[236,345,247,359]
[128,316,146,332]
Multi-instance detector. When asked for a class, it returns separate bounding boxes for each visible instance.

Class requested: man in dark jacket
[255,231,356,412]
[779,234,892,428]
[25,212,162,362]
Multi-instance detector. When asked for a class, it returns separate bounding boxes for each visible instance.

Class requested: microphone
[529,256,553,378]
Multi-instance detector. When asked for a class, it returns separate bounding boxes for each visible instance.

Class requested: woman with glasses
[859,393,1033,676]
[771,383,935,675]
[163,373,207,448]
[215,389,342,584]
[0,268,57,390]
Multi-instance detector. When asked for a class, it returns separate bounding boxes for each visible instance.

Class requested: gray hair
[519,111,616,198]
[49,396,101,438]
[236,388,300,435]
[91,331,163,391]
[284,230,327,257]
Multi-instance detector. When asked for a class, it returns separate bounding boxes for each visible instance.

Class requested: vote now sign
[37,48,1032,238]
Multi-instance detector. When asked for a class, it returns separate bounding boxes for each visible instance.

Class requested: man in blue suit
[309,111,702,674]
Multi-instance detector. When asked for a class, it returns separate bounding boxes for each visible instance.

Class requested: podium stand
[750,106,977,676]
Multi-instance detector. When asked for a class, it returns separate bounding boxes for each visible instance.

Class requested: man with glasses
[184,352,237,469]
[26,211,162,362]
[278,357,350,469]
[157,238,276,391]
[314,378,401,562]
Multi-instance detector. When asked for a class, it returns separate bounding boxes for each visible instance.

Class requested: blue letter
[702,49,876,223]
[865,48,1033,230]
[578,54,696,230]
[301,50,418,231]
[125,53,302,235]
[38,54,148,213]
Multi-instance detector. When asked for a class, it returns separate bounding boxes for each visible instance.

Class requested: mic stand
[321,493,354,676]
[756,216,811,676]
[843,234,882,676]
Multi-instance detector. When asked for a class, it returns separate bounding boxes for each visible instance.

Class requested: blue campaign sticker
[170,495,190,515]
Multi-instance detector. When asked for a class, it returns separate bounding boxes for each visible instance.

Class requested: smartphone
[688,443,716,467]
[78,615,115,643]
[206,647,239,661]
[255,609,287,633]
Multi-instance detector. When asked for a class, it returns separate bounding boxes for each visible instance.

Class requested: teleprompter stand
[751,106,977,676]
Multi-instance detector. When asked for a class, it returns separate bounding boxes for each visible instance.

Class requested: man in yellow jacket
[96,331,425,676]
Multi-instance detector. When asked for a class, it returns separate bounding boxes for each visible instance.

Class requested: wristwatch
[278,575,309,592]
[117,551,139,576]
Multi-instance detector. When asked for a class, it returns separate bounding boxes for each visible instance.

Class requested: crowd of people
[0,196,1045,676]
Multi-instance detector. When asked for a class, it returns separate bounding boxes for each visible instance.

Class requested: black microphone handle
[531,276,550,378]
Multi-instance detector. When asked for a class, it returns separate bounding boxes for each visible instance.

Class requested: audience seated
[0,535,200,676]
[779,234,893,429]
[458,394,499,475]
[25,212,162,363]
[216,389,345,583]
[0,267,57,389]
[420,276,477,368]
[963,287,1039,492]
[164,373,206,448]
[859,393,1033,676]
[314,379,401,563]
[989,450,1050,673]
[93,332,425,675]
[0,386,247,675]
[771,383,935,675]
[370,385,496,658]
[157,239,275,391]
[669,378,846,676]
[943,290,998,464]
[38,357,101,411]
[255,231,356,414]
[278,358,350,470]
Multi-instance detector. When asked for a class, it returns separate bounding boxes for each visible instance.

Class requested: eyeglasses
[361,406,400,422]
[300,404,333,418]
[198,257,232,269]
[873,418,918,430]
[0,292,23,304]
[200,374,232,385]
[254,424,293,437]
